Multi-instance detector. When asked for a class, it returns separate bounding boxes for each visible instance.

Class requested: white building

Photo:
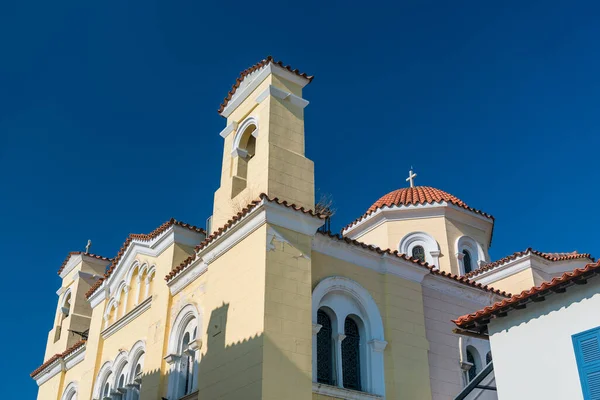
[454,260,600,400]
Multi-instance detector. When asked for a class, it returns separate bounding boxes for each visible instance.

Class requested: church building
[31,57,592,400]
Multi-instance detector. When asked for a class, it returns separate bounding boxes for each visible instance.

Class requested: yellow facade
[33,58,505,400]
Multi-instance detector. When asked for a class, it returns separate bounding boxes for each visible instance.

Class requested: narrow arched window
[317,309,334,385]
[181,331,195,395]
[463,250,472,273]
[342,317,361,391]
[466,349,477,381]
[412,245,425,262]
[486,351,492,364]
[103,380,111,397]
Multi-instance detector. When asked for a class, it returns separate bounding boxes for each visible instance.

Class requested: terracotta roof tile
[57,252,112,275]
[317,232,509,297]
[30,340,86,378]
[454,260,600,332]
[165,194,326,282]
[466,248,594,278]
[85,219,204,298]
[218,56,313,115]
[343,186,493,232]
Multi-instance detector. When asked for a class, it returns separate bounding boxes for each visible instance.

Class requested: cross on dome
[406,168,417,188]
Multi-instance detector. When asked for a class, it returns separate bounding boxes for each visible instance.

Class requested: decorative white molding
[256,85,309,109]
[312,383,383,400]
[34,359,65,386]
[60,381,78,400]
[64,345,86,370]
[220,63,310,118]
[472,254,532,285]
[312,234,429,284]
[169,259,208,295]
[60,254,111,279]
[101,297,152,339]
[219,121,238,138]
[231,116,258,159]
[312,323,322,335]
[188,339,202,352]
[168,198,323,294]
[399,231,441,267]
[368,339,388,353]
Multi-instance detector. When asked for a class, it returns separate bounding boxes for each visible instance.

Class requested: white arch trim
[399,231,441,268]
[167,303,202,355]
[92,361,113,399]
[231,116,258,158]
[61,381,77,400]
[127,340,146,382]
[112,350,129,388]
[312,276,386,396]
[455,235,486,274]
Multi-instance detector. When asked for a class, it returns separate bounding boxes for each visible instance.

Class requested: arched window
[412,245,426,263]
[166,304,201,399]
[316,309,334,385]
[231,117,258,198]
[312,277,387,396]
[342,317,361,391]
[466,348,478,381]
[462,250,472,274]
[60,382,77,400]
[486,351,492,364]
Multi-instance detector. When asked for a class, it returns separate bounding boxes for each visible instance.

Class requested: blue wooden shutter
[573,327,600,400]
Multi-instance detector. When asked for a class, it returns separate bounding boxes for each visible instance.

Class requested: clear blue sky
[2,0,599,397]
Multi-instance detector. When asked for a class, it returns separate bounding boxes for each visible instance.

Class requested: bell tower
[212,56,315,228]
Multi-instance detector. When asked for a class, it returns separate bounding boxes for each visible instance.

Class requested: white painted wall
[489,281,600,400]
[422,278,497,400]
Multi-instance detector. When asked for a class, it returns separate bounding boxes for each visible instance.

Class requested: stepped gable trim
[166,194,326,282]
[342,199,493,234]
[30,340,86,378]
[466,248,594,278]
[316,231,509,297]
[57,252,112,275]
[85,219,204,298]
[218,56,314,114]
[454,260,600,332]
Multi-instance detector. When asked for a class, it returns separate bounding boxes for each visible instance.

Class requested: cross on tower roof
[406,169,417,188]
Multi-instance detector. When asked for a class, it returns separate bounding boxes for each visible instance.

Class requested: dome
[366,186,493,219]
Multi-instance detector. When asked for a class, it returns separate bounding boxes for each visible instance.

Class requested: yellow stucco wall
[489,268,535,295]
[312,251,433,400]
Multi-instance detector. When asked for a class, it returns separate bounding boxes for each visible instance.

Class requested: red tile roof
[343,186,493,232]
[454,260,600,333]
[218,56,314,115]
[466,248,594,278]
[57,252,112,275]
[317,232,509,297]
[165,194,326,281]
[85,219,204,298]
[30,340,86,378]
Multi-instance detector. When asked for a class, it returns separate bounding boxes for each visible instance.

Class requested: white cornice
[220,63,310,118]
[343,202,493,240]
[89,284,108,308]
[219,121,238,138]
[472,255,532,285]
[256,85,309,109]
[63,344,86,370]
[168,199,324,294]
[101,296,152,339]
[59,254,111,279]
[312,383,382,400]
[33,344,87,386]
[103,225,203,300]
[312,234,429,284]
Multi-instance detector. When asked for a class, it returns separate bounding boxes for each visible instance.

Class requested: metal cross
[85,239,92,253]
[406,169,417,188]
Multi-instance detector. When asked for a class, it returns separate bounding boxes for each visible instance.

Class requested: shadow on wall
[151,303,307,400]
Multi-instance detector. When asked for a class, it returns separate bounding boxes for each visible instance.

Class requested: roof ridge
[466,248,595,278]
[30,340,86,378]
[218,56,314,115]
[85,218,204,298]
[317,231,509,297]
[454,259,600,330]
[165,194,325,282]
